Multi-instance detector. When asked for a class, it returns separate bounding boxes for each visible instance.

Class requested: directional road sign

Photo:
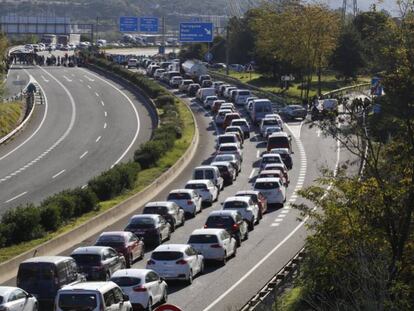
[120,16,138,32]
[179,22,213,42]
[140,17,159,33]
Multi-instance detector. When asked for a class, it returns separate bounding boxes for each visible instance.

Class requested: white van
[196,88,216,102]
[127,58,138,68]
[234,90,252,106]
[192,166,224,191]
[251,99,273,124]
[55,282,132,311]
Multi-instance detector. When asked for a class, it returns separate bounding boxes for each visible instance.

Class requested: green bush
[40,203,62,231]
[41,191,77,220]
[155,95,176,109]
[71,187,99,216]
[1,204,44,245]
[134,140,166,169]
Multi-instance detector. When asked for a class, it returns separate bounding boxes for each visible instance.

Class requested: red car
[235,190,268,218]
[95,231,144,268]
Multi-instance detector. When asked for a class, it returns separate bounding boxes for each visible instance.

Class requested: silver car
[0,286,38,311]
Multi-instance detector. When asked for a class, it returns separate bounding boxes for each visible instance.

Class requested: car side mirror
[123,294,130,302]
[160,277,166,282]
[26,293,33,298]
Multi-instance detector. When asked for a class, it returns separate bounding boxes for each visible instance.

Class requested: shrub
[41,191,77,220]
[134,140,166,169]
[71,187,99,216]
[1,204,44,245]
[40,203,62,231]
[155,95,176,109]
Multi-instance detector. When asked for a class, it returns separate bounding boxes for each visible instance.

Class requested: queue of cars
[9,57,301,311]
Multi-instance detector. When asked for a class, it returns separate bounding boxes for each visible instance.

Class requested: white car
[127,58,138,68]
[0,286,38,311]
[55,282,132,311]
[223,86,237,100]
[146,244,204,284]
[153,68,166,80]
[260,153,284,171]
[220,103,236,111]
[264,126,282,138]
[231,118,251,138]
[188,229,237,265]
[167,189,202,217]
[203,95,218,109]
[234,90,252,106]
[110,269,168,311]
[253,177,286,205]
[216,143,243,160]
[184,179,218,205]
[222,196,260,230]
[260,118,282,137]
[215,109,233,125]
[170,76,183,88]
[216,133,241,150]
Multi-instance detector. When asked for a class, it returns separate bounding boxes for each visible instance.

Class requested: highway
[0,65,156,211]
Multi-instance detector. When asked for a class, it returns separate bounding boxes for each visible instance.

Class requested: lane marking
[62,75,72,82]
[52,169,65,179]
[5,191,27,203]
[16,74,20,81]
[278,214,287,218]
[79,79,84,83]
[271,223,280,227]
[104,111,107,117]
[256,150,260,158]
[96,136,102,143]
[101,101,105,106]
[87,85,92,89]
[41,75,49,82]
[95,92,99,97]
[80,151,88,159]
[84,75,95,82]
[249,168,257,179]
[104,123,107,129]
[71,74,75,77]
[81,184,87,189]
[203,123,341,311]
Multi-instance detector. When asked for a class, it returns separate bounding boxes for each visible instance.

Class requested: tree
[331,25,365,80]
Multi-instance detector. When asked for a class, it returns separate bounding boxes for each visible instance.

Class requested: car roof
[226,126,242,130]
[145,201,175,207]
[153,244,190,253]
[131,214,159,220]
[111,269,152,279]
[219,143,239,148]
[208,210,239,217]
[236,190,259,196]
[260,170,282,174]
[269,132,289,138]
[186,179,211,185]
[61,282,117,292]
[72,246,110,255]
[224,196,250,203]
[214,154,236,159]
[218,133,237,138]
[0,286,20,296]
[169,189,194,194]
[210,161,231,167]
[262,153,282,158]
[195,165,219,171]
[271,148,290,154]
[255,177,282,183]
[191,228,225,236]
[232,118,248,123]
[22,256,73,264]
[99,231,130,237]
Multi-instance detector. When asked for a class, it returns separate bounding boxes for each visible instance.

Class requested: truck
[41,34,57,45]
[57,34,81,46]
[182,60,207,81]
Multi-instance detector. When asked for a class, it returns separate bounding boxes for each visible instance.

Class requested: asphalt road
[0,65,155,211]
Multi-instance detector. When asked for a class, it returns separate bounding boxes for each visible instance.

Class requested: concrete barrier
[0,68,200,284]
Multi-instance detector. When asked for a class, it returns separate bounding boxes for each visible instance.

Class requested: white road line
[104,111,107,117]
[281,210,290,214]
[5,191,27,203]
[81,184,87,189]
[87,85,91,89]
[317,129,322,137]
[96,136,102,143]
[271,223,280,227]
[84,75,95,82]
[16,74,20,81]
[278,214,287,218]
[52,169,66,179]
[41,75,49,82]
[95,92,99,97]
[249,168,257,179]
[104,123,107,129]
[62,75,72,82]
[101,101,105,106]
[79,79,84,83]
[79,151,88,159]
[256,150,260,158]
[79,68,139,166]
[274,218,284,222]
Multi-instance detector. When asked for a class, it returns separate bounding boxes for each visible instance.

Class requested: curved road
[0,65,155,211]
[2,67,343,311]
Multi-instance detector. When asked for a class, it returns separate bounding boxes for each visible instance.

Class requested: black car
[124,214,171,245]
[70,246,126,281]
[188,83,201,96]
[142,201,185,231]
[210,161,236,185]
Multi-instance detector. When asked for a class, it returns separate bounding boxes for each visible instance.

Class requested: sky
[326,0,401,16]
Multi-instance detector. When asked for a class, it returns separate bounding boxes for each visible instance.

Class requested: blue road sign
[140,17,159,33]
[120,16,138,32]
[179,22,213,42]
[158,46,165,54]
[204,52,213,62]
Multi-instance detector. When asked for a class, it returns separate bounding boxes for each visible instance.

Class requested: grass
[0,98,195,263]
[224,71,370,101]
[274,286,305,311]
[0,101,23,137]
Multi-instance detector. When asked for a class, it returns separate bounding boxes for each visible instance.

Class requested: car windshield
[255,182,280,190]
[236,193,257,203]
[194,170,214,180]
[17,263,56,283]
[111,276,141,287]
[186,183,207,189]
[206,216,234,228]
[239,91,250,96]
[167,193,191,200]
[255,102,272,113]
[152,251,183,261]
[263,157,281,164]
[58,293,98,310]
[0,297,2,304]
[268,137,288,145]
[71,254,101,266]
[263,119,278,126]
[129,218,155,228]
[220,146,237,152]
[215,155,234,162]
[232,121,246,127]
[216,165,229,173]
[219,137,235,144]
[143,206,168,215]
[188,234,219,244]
[96,235,125,246]
[224,201,247,209]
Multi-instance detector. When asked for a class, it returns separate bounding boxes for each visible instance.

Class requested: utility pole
[161,16,166,56]
[225,25,229,75]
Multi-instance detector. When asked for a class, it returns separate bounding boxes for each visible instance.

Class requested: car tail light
[92,265,104,270]
[147,259,155,265]
[204,224,208,228]
[133,285,148,292]
[176,259,187,265]
[187,200,193,205]
[210,244,222,248]
[232,223,239,231]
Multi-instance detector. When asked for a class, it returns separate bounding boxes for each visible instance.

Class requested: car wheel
[248,220,254,231]
[244,230,249,241]
[187,270,193,285]
[222,252,227,266]
[232,244,237,258]
[161,288,168,303]
[127,254,133,268]
[200,261,205,274]
[256,215,260,225]
[146,298,153,311]
[167,230,171,241]
[140,245,145,260]
[181,214,186,226]
[32,304,38,311]
[105,271,111,281]
[155,235,162,246]
[235,234,242,247]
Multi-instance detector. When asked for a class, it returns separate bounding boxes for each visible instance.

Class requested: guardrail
[321,82,371,98]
